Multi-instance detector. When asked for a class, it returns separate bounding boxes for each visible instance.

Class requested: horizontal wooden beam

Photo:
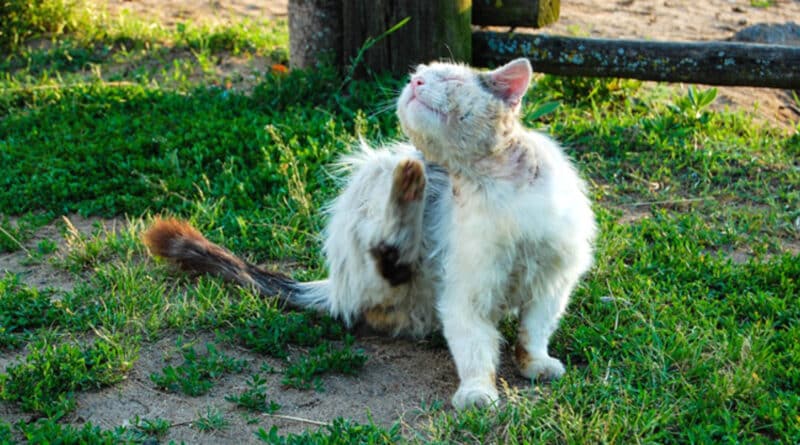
[473,32,800,89]
[472,0,559,28]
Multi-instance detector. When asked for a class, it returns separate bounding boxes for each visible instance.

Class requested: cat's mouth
[407,95,445,120]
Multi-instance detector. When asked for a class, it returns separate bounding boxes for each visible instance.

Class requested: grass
[1,0,799,443]
[0,336,137,418]
[0,275,62,349]
[2,416,172,444]
[150,340,247,396]
[256,419,401,444]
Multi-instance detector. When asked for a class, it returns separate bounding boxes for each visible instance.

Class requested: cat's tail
[142,218,330,311]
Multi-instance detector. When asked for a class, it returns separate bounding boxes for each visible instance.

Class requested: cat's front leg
[515,286,572,381]
[439,238,511,409]
[441,304,501,409]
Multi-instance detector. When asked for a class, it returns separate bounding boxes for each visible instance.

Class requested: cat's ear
[484,58,533,107]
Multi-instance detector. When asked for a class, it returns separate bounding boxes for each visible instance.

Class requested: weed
[150,340,247,396]
[668,85,718,122]
[0,0,83,50]
[256,418,401,445]
[0,213,52,253]
[229,307,344,359]
[12,416,171,444]
[226,374,281,414]
[0,336,138,417]
[342,16,410,85]
[36,238,58,254]
[194,406,229,432]
[0,421,11,443]
[131,415,171,440]
[59,216,142,272]
[16,419,121,445]
[0,275,62,349]
[282,337,367,390]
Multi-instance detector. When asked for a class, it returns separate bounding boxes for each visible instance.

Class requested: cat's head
[396,58,532,168]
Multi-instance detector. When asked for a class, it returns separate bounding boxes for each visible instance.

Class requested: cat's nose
[411,76,424,92]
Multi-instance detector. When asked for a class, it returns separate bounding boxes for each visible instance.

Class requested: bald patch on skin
[514,329,532,372]
[475,142,539,185]
[514,340,532,372]
[364,302,410,333]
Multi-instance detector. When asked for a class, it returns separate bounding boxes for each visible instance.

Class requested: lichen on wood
[474,32,800,89]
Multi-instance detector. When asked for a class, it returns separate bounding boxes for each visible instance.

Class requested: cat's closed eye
[440,76,464,84]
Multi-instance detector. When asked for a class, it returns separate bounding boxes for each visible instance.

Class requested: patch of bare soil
[1,328,529,440]
[56,333,526,442]
[104,0,288,27]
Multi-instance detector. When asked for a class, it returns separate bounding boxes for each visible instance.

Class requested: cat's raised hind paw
[518,355,565,382]
[451,382,500,410]
[392,158,426,203]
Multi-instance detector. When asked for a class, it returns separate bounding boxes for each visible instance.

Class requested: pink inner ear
[490,58,533,106]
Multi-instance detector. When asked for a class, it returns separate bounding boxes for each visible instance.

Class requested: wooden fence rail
[473,32,800,89]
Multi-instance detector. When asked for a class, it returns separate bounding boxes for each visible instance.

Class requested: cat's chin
[404,101,446,129]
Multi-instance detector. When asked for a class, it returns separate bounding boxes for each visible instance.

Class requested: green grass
[0,336,138,418]
[0,275,62,349]
[256,419,401,444]
[150,340,247,396]
[1,0,799,443]
[1,416,172,444]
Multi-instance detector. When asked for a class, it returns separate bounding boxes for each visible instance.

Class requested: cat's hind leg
[324,145,434,335]
[368,157,427,287]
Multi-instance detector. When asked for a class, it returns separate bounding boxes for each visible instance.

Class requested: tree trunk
[473,0,560,28]
[288,0,342,69]
[341,0,472,77]
[473,32,800,89]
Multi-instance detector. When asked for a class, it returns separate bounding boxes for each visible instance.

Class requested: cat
[143,58,596,410]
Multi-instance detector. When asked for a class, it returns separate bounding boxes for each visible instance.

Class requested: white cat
[143,58,596,409]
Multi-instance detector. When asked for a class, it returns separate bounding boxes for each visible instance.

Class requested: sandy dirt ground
[102,0,800,129]
[2,1,798,442]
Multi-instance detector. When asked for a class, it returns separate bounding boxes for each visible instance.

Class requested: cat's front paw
[518,355,566,381]
[451,382,500,410]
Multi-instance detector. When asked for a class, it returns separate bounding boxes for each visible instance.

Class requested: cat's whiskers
[368,102,397,119]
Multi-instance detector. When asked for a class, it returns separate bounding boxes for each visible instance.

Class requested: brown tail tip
[142,218,207,259]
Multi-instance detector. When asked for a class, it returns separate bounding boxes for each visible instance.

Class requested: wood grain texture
[342,0,471,76]
[473,0,560,28]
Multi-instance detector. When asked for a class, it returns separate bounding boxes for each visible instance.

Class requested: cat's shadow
[348,323,534,401]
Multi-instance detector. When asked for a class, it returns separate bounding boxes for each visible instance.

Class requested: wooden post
[473,0,559,28]
[341,0,472,76]
[473,32,800,89]
[288,0,342,69]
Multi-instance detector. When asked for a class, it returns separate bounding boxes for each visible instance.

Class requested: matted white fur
[299,58,596,409]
